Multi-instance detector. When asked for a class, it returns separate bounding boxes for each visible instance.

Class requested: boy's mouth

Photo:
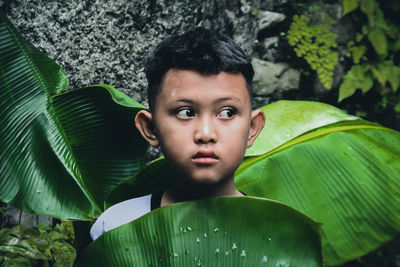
[192,150,219,164]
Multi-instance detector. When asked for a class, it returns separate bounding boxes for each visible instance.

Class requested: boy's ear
[135,110,160,147]
[247,109,265,148]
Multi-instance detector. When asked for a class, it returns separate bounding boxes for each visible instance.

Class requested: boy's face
[136,69,264,186]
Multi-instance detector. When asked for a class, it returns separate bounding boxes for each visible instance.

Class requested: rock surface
[0,0,262,107]
[252,57,300,97]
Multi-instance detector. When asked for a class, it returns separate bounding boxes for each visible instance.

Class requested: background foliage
[0,222,75,266]
[285,0,400,131]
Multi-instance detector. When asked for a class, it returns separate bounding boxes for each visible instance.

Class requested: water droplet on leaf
[232,243,237,250]
[240,250,246,257]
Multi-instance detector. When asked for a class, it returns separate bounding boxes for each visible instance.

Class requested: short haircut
[144,27,254,111]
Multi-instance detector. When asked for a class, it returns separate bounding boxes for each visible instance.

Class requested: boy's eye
[176,107,195,118]
[217,108,236,119]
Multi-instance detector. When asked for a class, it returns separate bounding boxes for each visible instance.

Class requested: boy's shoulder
[90,194,152,240]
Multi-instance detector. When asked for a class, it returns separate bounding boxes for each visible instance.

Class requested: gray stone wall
[1,0,269,107]
[1,0,353,106]
[1,0,204,106]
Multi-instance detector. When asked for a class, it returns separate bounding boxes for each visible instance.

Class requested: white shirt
[90,194,152,240]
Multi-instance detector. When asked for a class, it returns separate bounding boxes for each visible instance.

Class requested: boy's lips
[192,150,219,164]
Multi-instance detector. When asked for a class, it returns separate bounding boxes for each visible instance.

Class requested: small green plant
[287,13,338,89]
[0,222,76,266]
[339,0,400,102]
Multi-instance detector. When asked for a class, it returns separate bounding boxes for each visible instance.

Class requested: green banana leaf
[236,102,400,265]
[109,101,400,266]
[77,197,322,266]
[245,101,359,157]
[107,157,172,206]
[0,12,148,220]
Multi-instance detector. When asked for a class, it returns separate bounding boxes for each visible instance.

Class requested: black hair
[144,27,254,111]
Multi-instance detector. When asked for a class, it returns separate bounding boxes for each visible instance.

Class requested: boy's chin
[177,174,233,187]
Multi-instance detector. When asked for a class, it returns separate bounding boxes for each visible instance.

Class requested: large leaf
[107,157,172,206]
[245,101,358,157]
[0,12,148,220]
[236,102,400,265]
[110,101,400,265]
[77,197,322,266]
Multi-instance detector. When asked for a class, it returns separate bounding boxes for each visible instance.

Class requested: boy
[90,27,265,241]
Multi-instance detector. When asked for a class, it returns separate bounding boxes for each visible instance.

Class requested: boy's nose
[194,117,217,144]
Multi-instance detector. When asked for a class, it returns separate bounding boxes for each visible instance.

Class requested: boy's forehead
[156,69,250,101]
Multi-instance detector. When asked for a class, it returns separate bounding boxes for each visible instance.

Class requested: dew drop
[187,226,192,231]
[196,237,200,243]
[173,252,178,258]
[232,243,237,250]
[262,255,268,262]
[268,237,272,241]
[203,233,208,238]
[240,250,246,257]
[36,190,41,195]
[215,248,220,254]
[184,229,187,233]
[180,227,183,231]
[214,227,219,233]
[185,250,190,255]
[225,251,229,256]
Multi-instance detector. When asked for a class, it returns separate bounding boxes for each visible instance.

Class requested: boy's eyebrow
[213,97,242,104]
[174,99,194,104]
[172,97,242,104]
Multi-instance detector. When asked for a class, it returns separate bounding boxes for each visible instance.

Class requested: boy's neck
[160,178,244,207]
